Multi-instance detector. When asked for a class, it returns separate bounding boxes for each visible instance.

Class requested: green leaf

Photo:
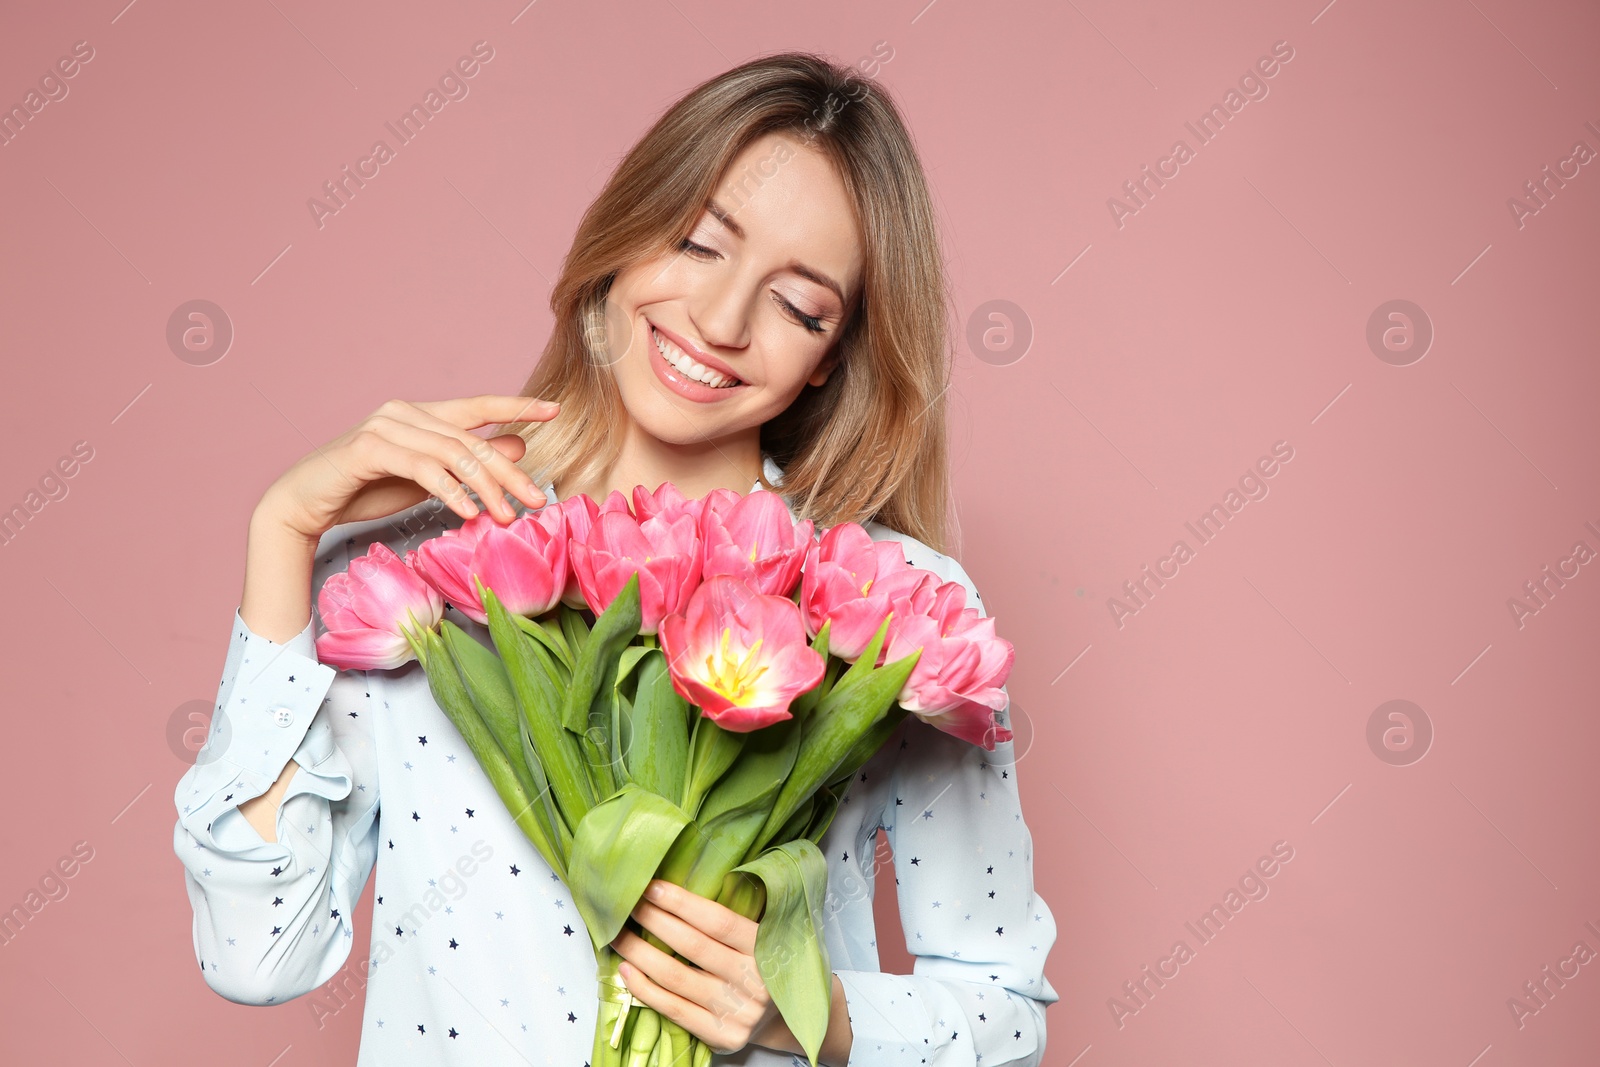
[616,644,653,691]
[660,717,799,898]
[417,629,565,879]
[770,792,816,846]
[484,586,596,825]
[623,650,689,802]
[803,785,843,845]
[519,709,572,853]
[437,621,561,847]
[562,573,643,800]
[563,573,642,733]
[515,614,575,674]
[829,703,913,793]
[680,716,746,817]
[559,601,591,653]
[786,621,833,724]
[567,783,692,955]
[589,681,625,802]
[438,624,530,782]
[731,840,833,1067]
[614,688,634,788]
[751,621,921,858]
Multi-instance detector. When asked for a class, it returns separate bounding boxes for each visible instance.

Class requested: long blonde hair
[499,51,955,553]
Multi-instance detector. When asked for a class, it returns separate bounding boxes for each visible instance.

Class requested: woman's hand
[239,394,558,644]
[257,394,560,540]
[611,879,793,1057]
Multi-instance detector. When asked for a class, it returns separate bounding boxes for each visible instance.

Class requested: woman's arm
[171,521,385,1005]
[173,393,558,1004]
[829,544,1060,1067]
[233,502,324,840]
[833,707,1058,1067]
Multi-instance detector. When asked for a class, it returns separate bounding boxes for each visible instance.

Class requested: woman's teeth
[653,327,740,388]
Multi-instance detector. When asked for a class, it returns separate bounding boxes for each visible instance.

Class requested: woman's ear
[807,346,841,388]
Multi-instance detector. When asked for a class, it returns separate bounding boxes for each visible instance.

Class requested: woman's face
[601,132,865,448]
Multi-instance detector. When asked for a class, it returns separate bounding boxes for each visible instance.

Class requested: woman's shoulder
[859,519,988,619]
[310,498,468,584]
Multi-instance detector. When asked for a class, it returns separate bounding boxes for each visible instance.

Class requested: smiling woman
[501,53,954,553]
[177,50,1057,1067]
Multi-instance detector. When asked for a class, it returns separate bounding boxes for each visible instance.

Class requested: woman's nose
[688,282,753,352]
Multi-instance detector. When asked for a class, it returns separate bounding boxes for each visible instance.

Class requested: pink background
[2,0,1597,1063]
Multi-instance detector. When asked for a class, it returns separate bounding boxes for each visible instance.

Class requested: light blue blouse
[172,454,1059,1066]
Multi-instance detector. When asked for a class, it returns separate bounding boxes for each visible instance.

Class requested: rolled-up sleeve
[172,533,382,1006]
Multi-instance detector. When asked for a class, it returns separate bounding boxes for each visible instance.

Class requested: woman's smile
[646,320,751,402]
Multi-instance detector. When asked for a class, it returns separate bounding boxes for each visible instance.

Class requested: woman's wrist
[240,503,322,644]
[752,971,853,1067]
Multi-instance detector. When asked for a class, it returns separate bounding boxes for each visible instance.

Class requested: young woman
[173,52,1058,1066]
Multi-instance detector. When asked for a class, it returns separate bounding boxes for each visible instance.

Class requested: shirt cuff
[180,610,339,847]
[216,608,336,779]
[835,968,943,1065]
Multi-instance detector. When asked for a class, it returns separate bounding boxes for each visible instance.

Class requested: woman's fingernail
[645,882,664,900]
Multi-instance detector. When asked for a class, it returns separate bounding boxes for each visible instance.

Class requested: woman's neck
[553,435,765,504]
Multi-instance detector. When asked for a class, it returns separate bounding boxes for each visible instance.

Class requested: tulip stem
[679,714,702,811]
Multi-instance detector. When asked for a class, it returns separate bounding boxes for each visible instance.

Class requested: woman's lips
[647,324,747,403]
[648,320,747,382]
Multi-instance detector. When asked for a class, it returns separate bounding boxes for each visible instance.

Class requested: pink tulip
[570,507,702,635]
[315,543,444,670]
[882,580,1015,750]
[700,488,815,597]
[800,522,935,660]
[658,575,825,731]
[411,509,568,625]
[632,480,707,526]
[549,494,600,609]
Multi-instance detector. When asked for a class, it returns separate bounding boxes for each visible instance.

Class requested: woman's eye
[778,296,826,334]
[676,236,824,334]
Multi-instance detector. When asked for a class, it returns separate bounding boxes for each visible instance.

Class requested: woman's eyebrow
[706,198,846,307]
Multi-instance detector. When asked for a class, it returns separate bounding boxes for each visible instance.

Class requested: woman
[173,52,1058,1066]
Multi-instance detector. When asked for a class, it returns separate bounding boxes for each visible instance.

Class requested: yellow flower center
[702,627,768,704]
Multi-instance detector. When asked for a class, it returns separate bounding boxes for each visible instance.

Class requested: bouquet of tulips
[314,482,1015,1067]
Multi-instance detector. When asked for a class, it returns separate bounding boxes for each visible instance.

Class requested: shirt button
[273,708,295,728]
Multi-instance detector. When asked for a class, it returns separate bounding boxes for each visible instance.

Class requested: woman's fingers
[361,417,523,521]
[614,953,734,1053]
[392,405,547,511]
[639,881,759,956]
[262,394,560,540]
[485,432,527,463]
[413,393,560,433]
[355,434,479,521]
[624,895,748,979]
[613,928,726,1008]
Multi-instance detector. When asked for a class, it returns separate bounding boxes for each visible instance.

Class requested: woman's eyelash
[780,298,826,334]
[675,237,827,334]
